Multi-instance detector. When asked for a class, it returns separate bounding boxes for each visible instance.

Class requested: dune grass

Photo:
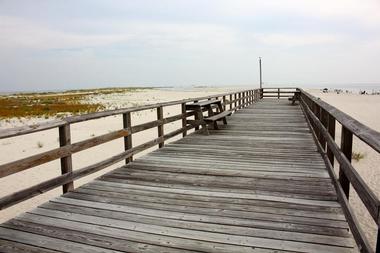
[0,87,155,119]
[0,93,104,119]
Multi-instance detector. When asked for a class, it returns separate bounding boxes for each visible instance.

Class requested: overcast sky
[1,0,380,91]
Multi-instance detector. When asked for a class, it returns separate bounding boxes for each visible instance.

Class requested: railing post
[59,124,74,193]
[238,93,241,108]
[320,108,328,150]
[313,102,321,141]
[181,103,187,137]
[340,126,353,198]
[222,96,226,111]
[234,94,237,109]
[229,94,233,111]
[278,88,280,99]
[123,112,133,163]
[260,88,263,99]
[194,100,199,130]
[157,106,164,148]
[327,114,336,166]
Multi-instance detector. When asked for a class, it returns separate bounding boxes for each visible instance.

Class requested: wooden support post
[234,94,237,109]
[194,100,199,130]
[59,124,74,193]
[157,106,164,148]
[123,112,133,163]
[181,103,187,137]
[229,94,233,111]
[313,102,321,141]
[340,126,353,198]
[222,96,226,111]
[260,88,263,99]
[327,114,336,166]
[320,108,328,149]
[238,93,241,108]
[278,88,280,99]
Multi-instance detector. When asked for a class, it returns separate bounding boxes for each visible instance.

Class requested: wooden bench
[204,110,231,129]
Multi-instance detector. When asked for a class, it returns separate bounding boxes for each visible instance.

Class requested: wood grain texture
[0,99,357,252]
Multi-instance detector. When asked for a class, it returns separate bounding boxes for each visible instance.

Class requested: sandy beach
[0,87,379,247]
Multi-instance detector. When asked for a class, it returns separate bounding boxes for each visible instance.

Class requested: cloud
[0,16,238,52]
[254,33,343,47]
[0,16,134,50]
[217,0,380,28]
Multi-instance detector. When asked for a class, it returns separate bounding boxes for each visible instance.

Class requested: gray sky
[1,0,380,91]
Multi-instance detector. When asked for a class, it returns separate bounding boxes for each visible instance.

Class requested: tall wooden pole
[259,57,262,89]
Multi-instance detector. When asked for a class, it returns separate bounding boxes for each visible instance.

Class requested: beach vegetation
[0,87,156,119]
[0,94,104,119]
[352,152,365,161]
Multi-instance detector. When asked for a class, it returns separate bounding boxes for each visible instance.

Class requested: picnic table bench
[185,99,230,134]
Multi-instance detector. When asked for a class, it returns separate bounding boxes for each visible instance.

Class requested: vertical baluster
[123,112,133,163]
[313,103,321,140]
[340,126,352,198]
[223,96,226,111]
[194,100,199,130]
[230,94,233,111]
[59,124,74,193]
[320,108,328,149]
[238,93,241,108]
[327,114,336,166]
[181,103,187,137]
[234,94,237,110]
[278,88,280,99]
[157,106,164,148]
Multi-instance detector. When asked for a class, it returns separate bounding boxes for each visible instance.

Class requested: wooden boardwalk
[0,99,357,253]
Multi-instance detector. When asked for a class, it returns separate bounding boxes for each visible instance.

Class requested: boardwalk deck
[0,99,357,253]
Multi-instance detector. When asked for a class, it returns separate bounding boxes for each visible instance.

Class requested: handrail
[298,89,380,253]
[0,89,261,210]
[299,89,380,153]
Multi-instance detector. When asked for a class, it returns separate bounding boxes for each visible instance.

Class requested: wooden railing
[260,87,299,99]
[0,89,261,210]
[298,89,380,253]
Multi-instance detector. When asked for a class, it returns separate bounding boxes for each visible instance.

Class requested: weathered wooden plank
[0,227,120,253]
[0,239,61,253]
[27,208,353,253]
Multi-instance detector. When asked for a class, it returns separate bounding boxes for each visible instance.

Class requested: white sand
[1,87,379,247]
[307,89,380,247]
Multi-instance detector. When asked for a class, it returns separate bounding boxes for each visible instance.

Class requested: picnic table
[185,99,230,135]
